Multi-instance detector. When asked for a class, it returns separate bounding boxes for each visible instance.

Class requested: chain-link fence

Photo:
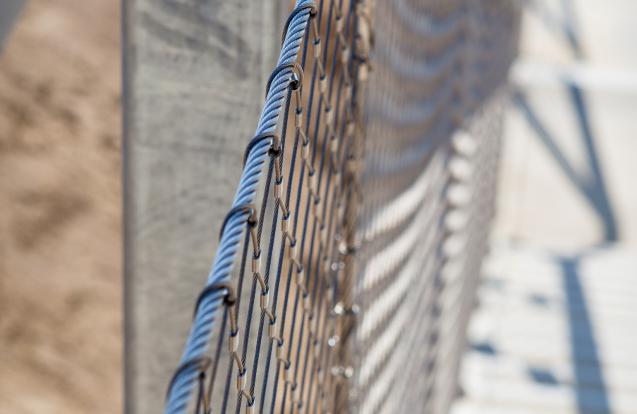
[162,1,520,413]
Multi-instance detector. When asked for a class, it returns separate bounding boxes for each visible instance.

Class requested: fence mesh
[163,1,520,414]
[351,1,519,413]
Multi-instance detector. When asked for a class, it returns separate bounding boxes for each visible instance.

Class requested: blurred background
[454,0,637,413]
[0,0,635,413]
[0,0,121,413]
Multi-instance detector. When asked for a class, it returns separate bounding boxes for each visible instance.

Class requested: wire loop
[219,204,257,240]
[165,356,212,400]
[193,282,236,319]
[244,132,281,165]
[265,62,305,97]
[281,2,318,44]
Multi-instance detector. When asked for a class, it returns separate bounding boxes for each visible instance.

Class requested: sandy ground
[0,1,121,413]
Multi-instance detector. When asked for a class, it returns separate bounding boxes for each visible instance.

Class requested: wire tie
[218,203,258,240]
[165,356,212,400]
[281,2,318,44]
[244,132,281,165]
[193,282,236,319]
[265,62,304,97]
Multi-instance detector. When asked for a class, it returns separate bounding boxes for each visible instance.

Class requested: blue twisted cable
[164,1,315,413]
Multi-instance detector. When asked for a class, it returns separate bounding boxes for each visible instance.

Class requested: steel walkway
[453,244,637,414]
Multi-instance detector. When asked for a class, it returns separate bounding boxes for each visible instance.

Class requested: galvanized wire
[163,1,520,413]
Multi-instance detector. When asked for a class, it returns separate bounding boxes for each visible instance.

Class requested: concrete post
[122,0,286,412]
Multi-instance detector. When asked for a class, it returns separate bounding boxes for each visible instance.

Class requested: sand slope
[0,0,121,412]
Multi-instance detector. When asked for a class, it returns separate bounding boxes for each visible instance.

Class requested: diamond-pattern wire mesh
[166,1,371,412]
[164,1,520,413]
[351,1,519,413]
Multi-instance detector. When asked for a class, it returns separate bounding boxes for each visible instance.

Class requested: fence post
[122,1,285,412]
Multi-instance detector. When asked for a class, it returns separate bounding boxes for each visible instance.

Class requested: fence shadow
[558,254,612,413]
[524,0,583,59]
[513,85,618,242]
[512,80,617,413]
